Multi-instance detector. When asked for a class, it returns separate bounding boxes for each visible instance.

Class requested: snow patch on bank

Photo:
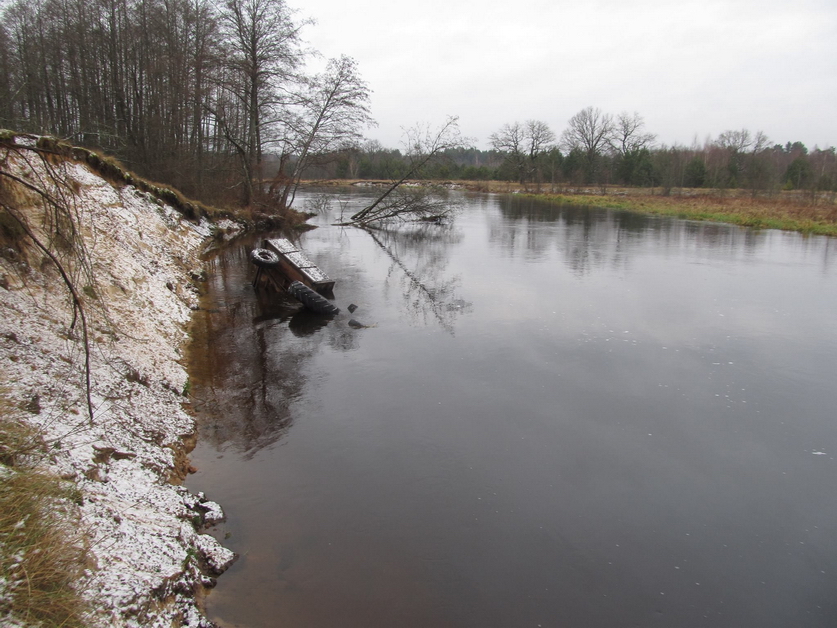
[0,138,236,626]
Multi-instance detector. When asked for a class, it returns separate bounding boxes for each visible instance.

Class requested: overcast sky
[298,0,836,151]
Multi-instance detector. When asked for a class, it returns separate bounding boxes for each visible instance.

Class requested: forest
[323,118,836,202]
[2,0,835,210]
[0,0,373,209]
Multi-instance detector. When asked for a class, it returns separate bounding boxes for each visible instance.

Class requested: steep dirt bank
[1,135,239,626]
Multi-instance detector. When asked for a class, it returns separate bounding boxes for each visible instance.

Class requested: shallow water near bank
[187,190,837,627]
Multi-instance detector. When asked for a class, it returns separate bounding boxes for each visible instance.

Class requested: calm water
[187,190,837,627]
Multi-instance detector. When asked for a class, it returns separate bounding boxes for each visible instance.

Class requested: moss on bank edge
[2,130,316,236]
[522,192,837,237]
[1,131,230,224]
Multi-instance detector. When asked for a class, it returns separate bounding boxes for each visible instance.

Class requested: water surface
[187,191,837,627]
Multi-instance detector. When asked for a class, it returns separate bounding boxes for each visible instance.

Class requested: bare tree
[560,106,613,182]
[184,0,220,195]
[610,111,656,155]
[525,120,556,157]
[348,116,468,226]
[0,7,18,127]
[717,129,753,153]
[561,106,613,156]
[752,131,771,153]
[217,0,308,205]
[0,0,386,209]
[272,55,374,209]
[490,120,555,184]
[714,129,771,190]
[489,122,526,182]
[741,131,772,196]
[523,119,556,186]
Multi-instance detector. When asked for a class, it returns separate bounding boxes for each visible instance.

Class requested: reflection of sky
[473,195,837,350]
[191,191,837,627]
[298,190,837,430]
[297,189,837,387]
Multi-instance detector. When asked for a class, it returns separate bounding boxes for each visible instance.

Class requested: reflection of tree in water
[187,218,471,456]
[187,238,355,457]
[492,194,768,275]
[363,223,472,334]
[489,196,613,274]
[190,306,301,458]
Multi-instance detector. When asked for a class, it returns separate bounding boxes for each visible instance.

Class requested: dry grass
[0,392,89,627]
[521,190,837,236]
[450,180,837,235]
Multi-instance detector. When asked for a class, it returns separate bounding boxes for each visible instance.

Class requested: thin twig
[0,170,95,425]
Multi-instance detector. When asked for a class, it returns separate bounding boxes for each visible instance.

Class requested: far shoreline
[300,179,837,237]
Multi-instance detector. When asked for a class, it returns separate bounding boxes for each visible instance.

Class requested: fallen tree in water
[345,117,469,227]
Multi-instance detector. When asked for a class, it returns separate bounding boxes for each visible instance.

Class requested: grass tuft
[0,391,89,627]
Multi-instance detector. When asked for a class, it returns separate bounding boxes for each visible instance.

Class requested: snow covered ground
[1,135,238,626]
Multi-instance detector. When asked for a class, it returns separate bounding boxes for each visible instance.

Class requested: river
[186,189,837,627]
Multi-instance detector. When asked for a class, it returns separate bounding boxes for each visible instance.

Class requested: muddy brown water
[187,190,837,627]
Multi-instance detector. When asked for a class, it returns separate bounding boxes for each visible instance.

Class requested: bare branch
[348,116,468,226]
[560,106,614,157]
[611,111,656,155]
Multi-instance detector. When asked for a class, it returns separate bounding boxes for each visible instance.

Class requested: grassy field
[526,192,837,236]
[468,182,837,236]
[310,179,837,237]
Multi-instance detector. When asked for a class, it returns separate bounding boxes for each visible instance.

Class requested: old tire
[250,248,280,268]
[287,281,340,315]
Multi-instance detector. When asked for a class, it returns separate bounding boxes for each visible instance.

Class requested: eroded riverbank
[0,135,237,626]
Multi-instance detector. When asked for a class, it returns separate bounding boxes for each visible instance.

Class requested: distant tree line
[321,107,836,200]
[0,0,372,208]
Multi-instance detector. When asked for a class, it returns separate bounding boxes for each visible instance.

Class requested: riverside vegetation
[488,183,837,236]
[529,190,837,236]
[313,178,837,237]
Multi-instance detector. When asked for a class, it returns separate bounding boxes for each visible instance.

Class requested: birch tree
[273,55,373,209]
